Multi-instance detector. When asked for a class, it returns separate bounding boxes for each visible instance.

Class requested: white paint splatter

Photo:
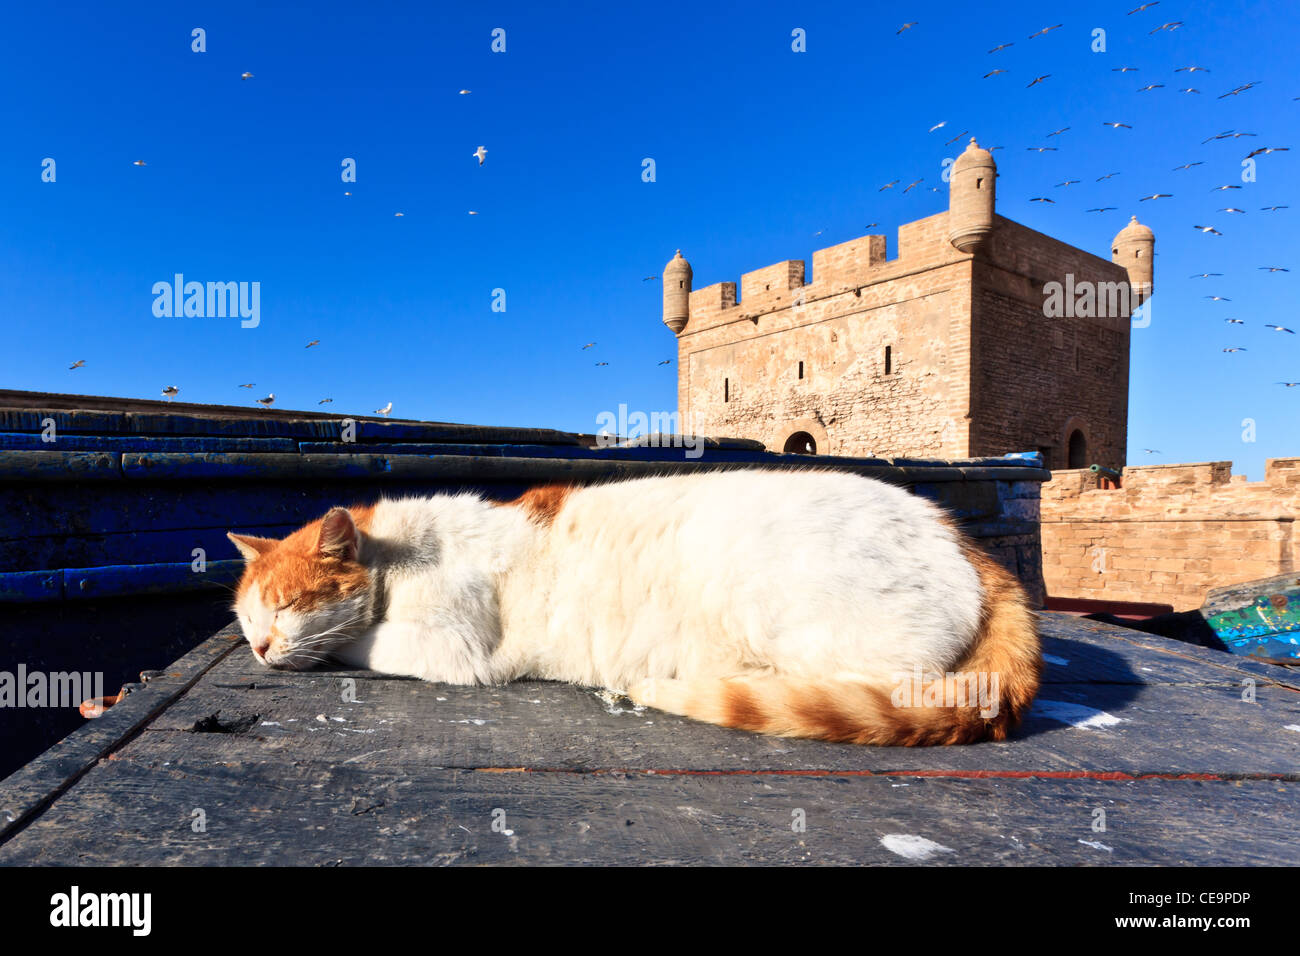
[330,716,347,723]
[880,833,956,861]
[594,689,645,716]
[1042,653,1070,666]
[449,718,488,726]
[1078,838,1114,852]
[260,721,281,727]
[1285,725,1300,734]
[1032,699,1127,730]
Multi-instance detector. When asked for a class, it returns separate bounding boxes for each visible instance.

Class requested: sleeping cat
[227,469,1040,746]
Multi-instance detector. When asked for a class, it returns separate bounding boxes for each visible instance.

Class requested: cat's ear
[318,507,361,561]
[227,532,278,562]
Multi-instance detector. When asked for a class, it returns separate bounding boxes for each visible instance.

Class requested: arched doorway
[783,431,817,455]
[1067,429,1087,469]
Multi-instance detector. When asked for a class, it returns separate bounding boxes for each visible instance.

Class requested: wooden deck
[1,613,1298,866]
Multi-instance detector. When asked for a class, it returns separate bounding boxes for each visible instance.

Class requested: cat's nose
[252,638,270,660]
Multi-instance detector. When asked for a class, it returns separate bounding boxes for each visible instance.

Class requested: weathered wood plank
[1,761,1294,866]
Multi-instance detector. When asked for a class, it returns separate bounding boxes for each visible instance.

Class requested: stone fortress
[660,139,1297,611]
[660,138,1152,472]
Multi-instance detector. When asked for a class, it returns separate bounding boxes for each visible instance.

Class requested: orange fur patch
[495,484,574,525]
[235,504,376,611]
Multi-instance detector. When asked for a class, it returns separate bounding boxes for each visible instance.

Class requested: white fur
[312,470,986,692]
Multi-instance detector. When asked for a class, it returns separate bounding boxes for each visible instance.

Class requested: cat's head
[227,506,375,670]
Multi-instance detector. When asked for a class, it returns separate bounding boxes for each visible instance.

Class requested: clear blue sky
[2,0,1296,478]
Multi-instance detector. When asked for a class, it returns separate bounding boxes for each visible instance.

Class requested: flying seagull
[69,360,85,370]
[238,383,255,388]
[1103,122,1133,129]
[928,121,947,132]
[1245,146,1290,159]
[1175,65,1210,73]
[581,342,596,350]
[903,179,923,193]
[1172,161,1202,169]
[1028,25,1062,39]
[1222,347,1247,353]
[1259,266,1291,272]
[983,69,1007,79]
[1139,194,1173,201]
[458,89,471,95]
[1225,318,1245,324]
[1203,295,1231,301]
[132,160,146,166]
[318,398,333,404]
[1029,197,1056,203]
[1027,75,1051,88]
[594,362,609,367]
[1137,84,1165,92]
[1086,207,1118,213]
[473,146,488,165]
[1265,325,1296,334]
[1112,67,1140,73]
[1096,172,1120,181]
[1128,1,1159,12]
[305,340,320,348]
[897,22,917,34]
[1149,21,1183,34]
[988,43,1014,53]
[1193,225,1223,235]
[658,359,672,366]
[241,72,254,80]
[1189,273,1223,278]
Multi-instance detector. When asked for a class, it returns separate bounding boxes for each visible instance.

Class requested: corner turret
[662,250,692,334]
[948,138,997,253]
[1111,215,1154,305]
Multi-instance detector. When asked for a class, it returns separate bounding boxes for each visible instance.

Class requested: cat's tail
[625,547,1041,746]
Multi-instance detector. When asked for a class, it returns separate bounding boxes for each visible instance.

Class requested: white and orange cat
[228,470,1040,745]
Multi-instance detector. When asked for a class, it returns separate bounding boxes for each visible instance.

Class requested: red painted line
[471,767,1295,782]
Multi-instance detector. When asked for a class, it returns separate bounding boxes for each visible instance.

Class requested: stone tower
[662,250,692,334]
[1111,215,1155,305]
[948,138,996,253]
[662,146,1153,472]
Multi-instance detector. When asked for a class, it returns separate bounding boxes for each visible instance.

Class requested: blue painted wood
[0,560,244,604]
[0,525,301,575]
[0,570,62,602]
[0,451,120,480]
[0,433,299,453]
